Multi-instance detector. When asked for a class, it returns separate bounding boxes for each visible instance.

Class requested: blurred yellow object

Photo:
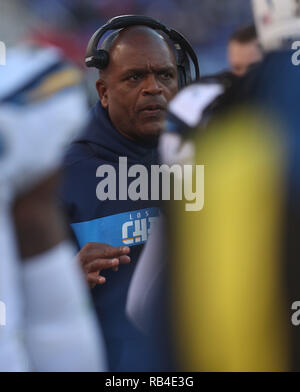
[170,108,290,371]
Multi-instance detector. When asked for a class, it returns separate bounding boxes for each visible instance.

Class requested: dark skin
[14,29,177,288]
[13,170,130,289]
[75,28,179,287]
[96,26,179,142]
[77,242,130,288]
[13,171,68,259]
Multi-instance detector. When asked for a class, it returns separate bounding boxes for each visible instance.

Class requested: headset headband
[85,15,200,87]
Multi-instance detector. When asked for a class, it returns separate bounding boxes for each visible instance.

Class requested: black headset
[85,15,200,89]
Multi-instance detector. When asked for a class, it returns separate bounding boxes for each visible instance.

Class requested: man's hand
[77,242,131,288]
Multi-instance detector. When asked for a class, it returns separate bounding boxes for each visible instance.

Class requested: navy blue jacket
[61,102,165,371]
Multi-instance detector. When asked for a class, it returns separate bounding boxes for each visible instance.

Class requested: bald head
[99,26,176,78]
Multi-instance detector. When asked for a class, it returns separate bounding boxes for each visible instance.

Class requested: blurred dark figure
[227,24,262,77]
[163,0,300,371]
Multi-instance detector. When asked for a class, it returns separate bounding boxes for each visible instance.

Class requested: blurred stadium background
[0,0,253,103]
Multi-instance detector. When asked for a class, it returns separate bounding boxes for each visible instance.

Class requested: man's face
[97,30,178,142]
[228,39,263,77]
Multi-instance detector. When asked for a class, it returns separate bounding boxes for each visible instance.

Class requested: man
[227,24,263,76]
[61,24,179,371]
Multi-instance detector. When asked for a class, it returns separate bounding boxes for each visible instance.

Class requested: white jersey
[0,44,107,372]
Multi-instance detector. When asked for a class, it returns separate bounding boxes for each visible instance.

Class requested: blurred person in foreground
[162,0,300,371]
[227,24,263,77]
[0,44,108,371]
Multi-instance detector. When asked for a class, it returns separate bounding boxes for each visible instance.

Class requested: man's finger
[87,258,119,273]
[91,245,130,259]
[80,243,130,263]
[112,255,131,271]
[119,255,131,264]
[88,274,106,287]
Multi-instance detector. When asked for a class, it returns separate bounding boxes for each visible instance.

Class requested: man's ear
[96,79,108,108]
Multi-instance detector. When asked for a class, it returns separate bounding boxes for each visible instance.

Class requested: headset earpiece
[86,50,109,70]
